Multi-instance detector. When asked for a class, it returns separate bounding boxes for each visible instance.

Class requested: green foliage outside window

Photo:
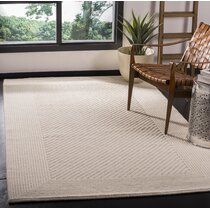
[0,1,113,43]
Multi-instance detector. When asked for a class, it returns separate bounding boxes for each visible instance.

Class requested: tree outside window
[0,1,114,44]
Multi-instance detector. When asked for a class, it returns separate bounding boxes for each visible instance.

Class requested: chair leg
[127,68,135,111]
[165,85,175,134]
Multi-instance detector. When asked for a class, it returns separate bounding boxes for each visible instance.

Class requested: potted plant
[118,11,159,81]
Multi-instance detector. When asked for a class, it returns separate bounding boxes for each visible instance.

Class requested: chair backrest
[182,22,210,69]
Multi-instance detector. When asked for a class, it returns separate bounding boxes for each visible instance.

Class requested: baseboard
[0,70,120,79]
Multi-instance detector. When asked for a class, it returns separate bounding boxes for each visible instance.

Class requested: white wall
[0,50,118,73]
[0,1,210,73]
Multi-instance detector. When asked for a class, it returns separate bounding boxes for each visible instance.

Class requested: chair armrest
[170,60,210,77]
[178,61,210,66]
[130,39,190,62]
[131,39,190,62]
[131,38,190,48]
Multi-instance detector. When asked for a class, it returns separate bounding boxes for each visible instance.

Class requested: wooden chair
[128,22,210,134]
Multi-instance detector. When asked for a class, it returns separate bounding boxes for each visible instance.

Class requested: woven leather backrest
[182,22,210,69]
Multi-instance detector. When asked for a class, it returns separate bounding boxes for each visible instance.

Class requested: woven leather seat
[132,63,194,86]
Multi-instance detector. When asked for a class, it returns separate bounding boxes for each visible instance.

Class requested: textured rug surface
[4,76,210,203]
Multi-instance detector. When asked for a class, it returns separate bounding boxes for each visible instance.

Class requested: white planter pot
[118,46,154,81]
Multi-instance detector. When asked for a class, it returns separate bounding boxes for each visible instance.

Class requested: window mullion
[56,1,62,45]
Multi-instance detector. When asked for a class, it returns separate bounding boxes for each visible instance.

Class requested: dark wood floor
[0,77,210,208]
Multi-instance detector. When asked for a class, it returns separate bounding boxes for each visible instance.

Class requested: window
[62,1,114,43]
[0,1,123,53]
[0,3,56,45]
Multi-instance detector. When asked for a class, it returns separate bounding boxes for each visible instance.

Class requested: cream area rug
[4,76,210,203]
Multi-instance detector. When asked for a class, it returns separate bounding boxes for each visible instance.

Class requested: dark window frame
[0,1,123,53]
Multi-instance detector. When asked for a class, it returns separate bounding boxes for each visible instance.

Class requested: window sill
[0,42,122,53]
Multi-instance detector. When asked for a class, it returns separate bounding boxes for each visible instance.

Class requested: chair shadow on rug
[127,22,210,134]
[130,110,188,127]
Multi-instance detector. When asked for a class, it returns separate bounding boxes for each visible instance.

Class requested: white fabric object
[201,69,210,77]
[4,76,210,203]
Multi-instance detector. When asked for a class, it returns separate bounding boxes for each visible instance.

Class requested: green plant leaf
[140,13,149,28]
[142,24,159,42]
[131,10,138,33]
[117,27,133,44]
[144,33,158,44]
[118,17,138,43]
[118,11,160,50]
